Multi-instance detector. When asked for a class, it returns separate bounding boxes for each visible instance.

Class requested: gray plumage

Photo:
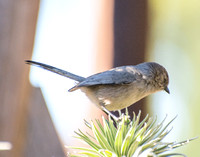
[69,66,142,91]
[26,60,85,82]
[26,60,169,111]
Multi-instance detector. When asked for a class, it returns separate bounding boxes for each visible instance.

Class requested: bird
[26,60,169,117]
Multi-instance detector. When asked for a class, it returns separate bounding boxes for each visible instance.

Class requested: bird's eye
[163,78,168,85]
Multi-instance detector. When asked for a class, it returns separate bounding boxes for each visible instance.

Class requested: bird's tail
[25,60,85,82]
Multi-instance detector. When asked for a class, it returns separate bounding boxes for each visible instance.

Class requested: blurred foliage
[147,0,200,156]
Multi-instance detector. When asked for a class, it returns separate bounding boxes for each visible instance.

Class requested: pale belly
[80,83,151,111]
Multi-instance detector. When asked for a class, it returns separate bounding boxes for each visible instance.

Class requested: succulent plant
[69,111,196,157]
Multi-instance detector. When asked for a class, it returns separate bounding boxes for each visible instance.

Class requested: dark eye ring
[163,78,167,84]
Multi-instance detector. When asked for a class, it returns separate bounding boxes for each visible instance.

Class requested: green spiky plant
[69,110,196,157]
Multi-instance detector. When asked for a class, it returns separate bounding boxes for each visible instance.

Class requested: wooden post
[24,88,66,157]
[113,0,148,119]
[0,0,65,156]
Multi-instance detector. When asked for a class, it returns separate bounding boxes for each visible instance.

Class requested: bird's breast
[80,81,150,111]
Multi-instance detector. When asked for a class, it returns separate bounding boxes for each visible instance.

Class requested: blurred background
[0,0,199,156]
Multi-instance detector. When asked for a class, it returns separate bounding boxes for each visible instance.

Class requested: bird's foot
[102,107,120,122]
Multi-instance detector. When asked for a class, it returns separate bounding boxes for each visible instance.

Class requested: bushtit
[26,61,169,113]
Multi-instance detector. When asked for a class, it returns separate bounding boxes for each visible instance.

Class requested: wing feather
[69,66,142,91]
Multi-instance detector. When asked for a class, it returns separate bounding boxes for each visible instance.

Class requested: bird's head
[137,62,170,94]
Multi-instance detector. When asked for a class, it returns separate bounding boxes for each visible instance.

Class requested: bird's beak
[164,86,170,94]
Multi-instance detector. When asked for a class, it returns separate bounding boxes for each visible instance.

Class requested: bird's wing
[69,66,143,91]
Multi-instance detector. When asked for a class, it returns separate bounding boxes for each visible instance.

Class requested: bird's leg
[101,106,119,122]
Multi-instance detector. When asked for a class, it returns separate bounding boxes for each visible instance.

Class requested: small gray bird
[26,61,169,112]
